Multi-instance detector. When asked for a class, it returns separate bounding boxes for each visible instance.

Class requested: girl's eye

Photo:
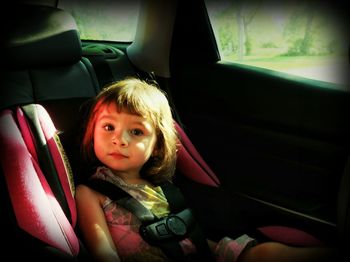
[130,129,144,136]
[103,124,114,131]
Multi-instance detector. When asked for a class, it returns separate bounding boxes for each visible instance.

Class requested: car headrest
[4,4,82,69]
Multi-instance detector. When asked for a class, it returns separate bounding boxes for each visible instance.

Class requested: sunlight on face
[93,103,157,179]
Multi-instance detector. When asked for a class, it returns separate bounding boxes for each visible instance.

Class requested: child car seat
[0,104,85,260]
[175,121,220,187]
[0,3,97,260]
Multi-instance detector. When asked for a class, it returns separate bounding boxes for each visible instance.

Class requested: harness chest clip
[140,208,194,242]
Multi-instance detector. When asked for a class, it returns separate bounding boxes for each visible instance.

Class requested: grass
[236,56,337,70]
[223,51,349,84]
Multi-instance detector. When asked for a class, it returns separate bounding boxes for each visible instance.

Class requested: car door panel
[170,61,350,241]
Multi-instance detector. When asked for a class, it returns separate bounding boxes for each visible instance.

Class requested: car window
[58,0,140,42]
[205,0,349,85]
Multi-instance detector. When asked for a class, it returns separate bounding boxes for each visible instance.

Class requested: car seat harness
[86,178,213,261]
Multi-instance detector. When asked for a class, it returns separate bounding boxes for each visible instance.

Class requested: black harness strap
[160,182,187,213]
[158,182,213,261]
[86,179,155,222]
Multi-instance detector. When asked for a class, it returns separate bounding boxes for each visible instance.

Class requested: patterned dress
[92,166,256,261]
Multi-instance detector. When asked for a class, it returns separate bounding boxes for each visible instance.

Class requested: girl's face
[93,103,157,179]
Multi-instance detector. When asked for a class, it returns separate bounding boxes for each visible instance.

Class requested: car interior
[0,0,349,261]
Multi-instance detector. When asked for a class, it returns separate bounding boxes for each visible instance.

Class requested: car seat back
[82,43,138,89]
[0,3,97,260]
[0,2,99,180]
[1,4,98,107]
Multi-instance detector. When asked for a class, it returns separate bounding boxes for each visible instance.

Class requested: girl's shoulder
[75,183,107,206]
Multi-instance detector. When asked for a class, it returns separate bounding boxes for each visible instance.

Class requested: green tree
[283,2,317,56]
[235,0,261,60]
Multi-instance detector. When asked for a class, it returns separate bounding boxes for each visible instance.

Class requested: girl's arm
[76,184,121,262]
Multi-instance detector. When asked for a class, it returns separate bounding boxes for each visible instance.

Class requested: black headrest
[3,4,82,69]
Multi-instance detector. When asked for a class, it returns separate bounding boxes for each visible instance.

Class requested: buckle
[166,215,187,236]
[139,208,194,242]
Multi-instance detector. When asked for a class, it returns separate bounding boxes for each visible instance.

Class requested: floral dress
[92,166,256,261]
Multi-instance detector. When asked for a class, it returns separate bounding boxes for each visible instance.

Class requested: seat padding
[0,109,79,256]
[175,122,220,187]
[18,104,76,226]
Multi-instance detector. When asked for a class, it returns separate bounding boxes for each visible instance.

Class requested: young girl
[76,77,336,262]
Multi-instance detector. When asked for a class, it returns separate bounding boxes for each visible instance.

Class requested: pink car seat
[0,104,84,260]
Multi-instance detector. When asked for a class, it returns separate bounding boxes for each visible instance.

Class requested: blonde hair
[82,77,178,184]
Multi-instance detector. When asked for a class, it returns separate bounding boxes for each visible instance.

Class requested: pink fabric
[0,110,79,256]
[32,159,80,255]
[215,235,257,262]
[109,224,148,257]
[29,105,77,226]
[104,200,167,260]
[175,122,220,187]
[177,145,219,187]
[258,226,323,246]
[179,238,197,255]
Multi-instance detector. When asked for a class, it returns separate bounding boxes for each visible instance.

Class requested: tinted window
[58,0,140,42]
[205,0,349,85]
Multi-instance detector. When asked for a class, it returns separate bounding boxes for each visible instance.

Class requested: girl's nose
[112,130,129,147]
